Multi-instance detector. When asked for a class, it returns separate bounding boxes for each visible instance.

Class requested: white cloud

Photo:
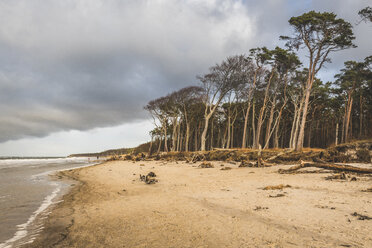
[0,120,153,156]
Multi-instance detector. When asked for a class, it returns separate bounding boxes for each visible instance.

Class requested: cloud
[0,0,256,142]
[0,0,370,144]
[0,120,153,156]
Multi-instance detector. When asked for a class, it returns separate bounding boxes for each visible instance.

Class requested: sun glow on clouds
[0,120,153,157]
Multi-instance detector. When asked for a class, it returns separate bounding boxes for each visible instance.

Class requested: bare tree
[144,96,173,152]
[175,86,204,152]
[240,52,263,148]
[199,55,245,151]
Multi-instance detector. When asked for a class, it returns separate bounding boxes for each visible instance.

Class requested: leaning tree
[199,55,244,151]
[281,11,356,151]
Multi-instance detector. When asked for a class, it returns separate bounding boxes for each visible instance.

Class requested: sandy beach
[26,160,372,248]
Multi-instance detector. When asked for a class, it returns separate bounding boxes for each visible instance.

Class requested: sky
[0,0,371,156]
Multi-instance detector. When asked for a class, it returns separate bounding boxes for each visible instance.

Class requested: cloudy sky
[0,0,371,156]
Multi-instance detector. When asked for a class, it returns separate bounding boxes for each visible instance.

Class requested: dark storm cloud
[0,0,370,142]
[0,0,255,142]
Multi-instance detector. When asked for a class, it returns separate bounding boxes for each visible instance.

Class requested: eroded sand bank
[26,161,372,248]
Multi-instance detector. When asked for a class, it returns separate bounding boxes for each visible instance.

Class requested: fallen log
[278,161,372,174]
[239,159,273,168]
[265,149,293,162]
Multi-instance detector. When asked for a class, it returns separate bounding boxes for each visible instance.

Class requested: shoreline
[0,160,102,248]
[21,164,97,248]
[24,160,372,247]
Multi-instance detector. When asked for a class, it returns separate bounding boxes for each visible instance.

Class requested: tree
[240,49,267,149]
[247,47,273,149]
[335,58,372,143]
[175,86,204,152]
[281,11,356,151]
[199,55,245,151]
[288,69,307,149]
[264,47,301,149]
[359,6,372,23]
[144,96,173,152]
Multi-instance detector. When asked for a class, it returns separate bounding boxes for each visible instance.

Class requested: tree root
[278,160,372,174]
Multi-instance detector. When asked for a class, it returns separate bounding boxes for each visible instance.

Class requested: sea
[0,157,102,248]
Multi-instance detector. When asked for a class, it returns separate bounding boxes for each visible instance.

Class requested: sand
[26,160,372,248]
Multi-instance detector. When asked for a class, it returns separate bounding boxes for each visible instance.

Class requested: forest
[144,9,372,153]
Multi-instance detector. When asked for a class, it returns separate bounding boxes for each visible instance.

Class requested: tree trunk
[255,105,265,149]
[148,135,153,155]
[222,124,228,149]
[194,124,198,151]
[307,108,316,147]
[185,122,190,152]
[226,115,231,149]
[210,120,214,150]
[231,123,234,148]
[281,119,286,148]
[200,115,210,151]
[157,136,162,153]
[296,83,311,151]
[359,94,363,138]
[273,102,286,148]
[171,118,178,152]
[263,109,281,149]
[292,90,305,149]
[255,70,275,149]
[217,125,221,148]
[241,102,251,148]
[335,122,339,146]
[307,121,312,147]
[242,69,258,148]
[341,106,346,144]
[176,121,181,151]
[252,102,256,149]
[163,119,168,152]
[274,123,279,148]
[289,104,298,149]
[345,96,353,143]
[264,98,276,148]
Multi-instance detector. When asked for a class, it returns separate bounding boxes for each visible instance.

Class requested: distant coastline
[0,156,65,160]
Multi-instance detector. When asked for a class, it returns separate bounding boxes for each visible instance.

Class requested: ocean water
[0,157,101,248]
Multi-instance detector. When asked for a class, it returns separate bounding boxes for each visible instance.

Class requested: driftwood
[188,153,205,163]
[325,172,357,181]
[278,161,372,174]
[263,184,291,190]
[361,187,372,192]
[265,149,293,162]
[140,172,158,184]
[199,161,214,168]
[239,159,273,168]
[351,212,372,220]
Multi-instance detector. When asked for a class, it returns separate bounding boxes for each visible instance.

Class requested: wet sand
[26,160,372,248]
[0,158,99,248]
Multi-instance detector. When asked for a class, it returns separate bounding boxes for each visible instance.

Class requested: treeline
[145,10,372,153]
[69,147,133,157]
